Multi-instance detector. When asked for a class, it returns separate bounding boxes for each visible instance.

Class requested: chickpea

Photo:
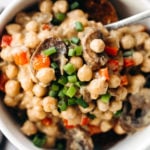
[36,68,55,85]
[141,53,150,72]
[0,47,13,62]
[11,33,24,47]
[109,100,122,113]
[129,24,146,33]
[114,122,126,135]
[79,102,95,113]
[32,84,47,97]
[20,78,33,91]
[87,78,108,99]
[4,95,18,107]
[5,80,20,97]
[21,120,37,136]
[70,56,83,70]
[90,39,105,53]
[61,106,77,120]
[134,32,149,47]
[24,31,40,49]
[25,20,39,32]
[102,111,113,121]
[132,51,144,66]
[144,38,150,51]
[52,0,68,13]
[6,24,22,35]
[39,0,53,13]
[97,100,109,112]
[5,64,18,79]
[38,30,51,41]
[90,118,101,126]
[42,96,57,112]
[116,87,128,101]
[121,34,135,49]
[100,121,112,132]
[108,74,121,88]
[77,65,92,81]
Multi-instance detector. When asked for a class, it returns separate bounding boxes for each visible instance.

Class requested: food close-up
[1,0,150,150]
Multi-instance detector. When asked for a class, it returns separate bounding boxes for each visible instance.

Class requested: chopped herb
[55,12,66,22]
[42,47,57,56]
[68,75,77,83]
[32,133,46,147]
[75,21,84,32]
[71,37,80,44]
[68,97,77,105]
[51,83,59,91]
[58,99,67,111]
[68,48,76,56]
[63,63,76,75]
[66,85,77,98]
[58,76,68,85]
[70,1,79,10]
[87,113,96,120]
[74,46,82,56]
[114,110,122,118]
[48,90,57,97]
[51,62,58,69]
[76,97,89,108]
[101,93,111,103]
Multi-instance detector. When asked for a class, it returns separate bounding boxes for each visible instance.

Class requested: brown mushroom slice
[80,0,118,24]
[30,37,67,82]
[81,29,108,71]
[120,88,150,132]
[66,127,94,150]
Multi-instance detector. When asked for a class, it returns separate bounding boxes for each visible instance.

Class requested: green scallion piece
[63,63,76,75]
[76,97,89,108]
[68,97,77,105]
[101,93,111,103]
[123,50,133,57]
[68,48,76,56]
[70,1,79,10]
[114,110,122,118]
[58,90,65,98]
[55,12,66,22]
[58,76,68,85]
[68,75,77,83]
[62,86,68,95]
[87,113,96,120]
[42,47,57,56]
[66,85,77,98]
[58,99,67,111]
[63,39,70,46]
[74,46,82,56]
[71,37,80,44]
[32,134,46,148]
[51,83,59,91]
[75,21,84,32]
[51,62,58,69]
[75,81,81,87]
[48,90,57,97]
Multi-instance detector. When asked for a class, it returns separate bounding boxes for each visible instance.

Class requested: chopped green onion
[68,48,76,56]
[51,62,58,69]
[76,97,89,108]
[123,50,133,57]
[58,99,67,111]
[42,47,57,56]
[66,85,77,98]
[62,86,68,95]
[87,113,96,120]
[55,139,66,150]
[55,13,66,22]
[70,1,79,10]
[75,81,81,87]
[51,83,59,91]
[58,76,68,85]
[68,75,77,83]
[32,133,46,147]
[75,21,84,32]
[74,46,82,56]
[68,97,77,105]
[71,37,80,44]
[114,110,122,117]
[63,39,70,46]
[58,90,65,98]
[48,90,57,97]
[63,63,76,75]
[101,93,111,103]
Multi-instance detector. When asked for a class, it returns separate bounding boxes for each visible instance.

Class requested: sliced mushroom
[81,28,108,70]
[120,88,150,132]
[30,37,68,83]
[66,127,94,150]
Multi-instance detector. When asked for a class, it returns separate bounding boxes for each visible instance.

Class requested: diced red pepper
[1,35,12,47]
[13,51,29,65]
[0,73,8,92]
[41,117,52,126]
[32,54,50,70]
[80,116,90,126]
[120,75,128,86]
[124,58,135,67]
[42,24,51,30]
[99,67,110,80]
[63,119,75,129]
[107,59,119,71]
[105,46,118,56]
[88,125,101,135]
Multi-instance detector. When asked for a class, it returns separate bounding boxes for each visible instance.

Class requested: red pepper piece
[124,58,135,67]
[41,117,53,126]
[105,46,118,56]
[1,35,12,47]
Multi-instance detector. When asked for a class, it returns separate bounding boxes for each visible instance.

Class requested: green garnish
[114,110,122,118]
[87,113,96,120]
[101,93,111,103]
[51,62,58,69]
[42,47,57,56]
[75,21,84,32]
[58,99,67,111]
[76,97,89,108]
[70,1,79,10]
[71,37,80,44]
[123,50,133,57]
[66,85,77,98]
[51,83,59,91]
[68,48,76,56]
[68,75,77,83]
[74,46,82,56]
[68,97,77,105]
[58,76,68,85]
[48,90,57,97]
[32,133,46,147]
[55,13,66,22]
[63,63,76,75]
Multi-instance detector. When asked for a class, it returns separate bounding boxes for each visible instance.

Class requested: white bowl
[1,0,150,150]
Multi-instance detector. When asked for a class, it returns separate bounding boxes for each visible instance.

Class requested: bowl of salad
[1,0,150,150]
